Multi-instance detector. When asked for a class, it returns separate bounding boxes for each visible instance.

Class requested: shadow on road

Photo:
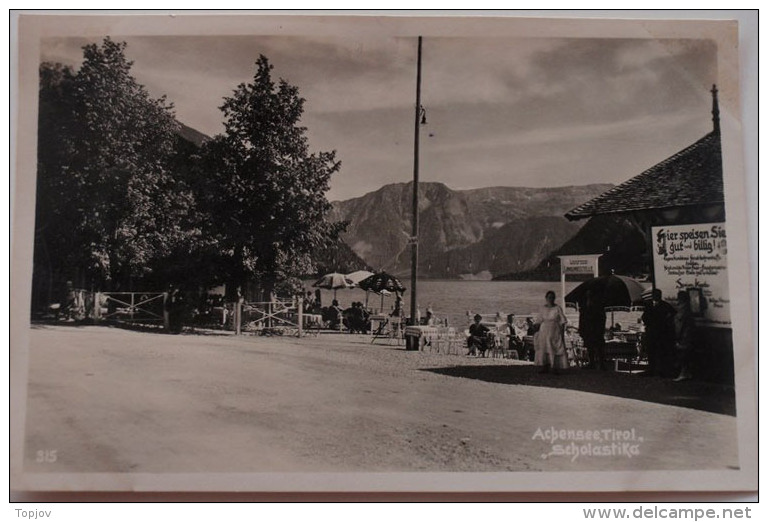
[422,365,735,416]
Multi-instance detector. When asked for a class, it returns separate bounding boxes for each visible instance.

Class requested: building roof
[565,130,723,221]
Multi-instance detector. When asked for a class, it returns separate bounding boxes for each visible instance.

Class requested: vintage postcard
[10,12,757,494]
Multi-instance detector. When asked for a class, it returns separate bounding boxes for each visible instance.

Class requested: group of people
[466,312,532,359]
[641,289,696,382]
[342,302,371,333]
[319,299,373,332]
[467,290,568,360]
[575,287,696,381]
[302,289,324,315]
[539,287,696,380]
[467,288,697,381]
[466,291,570,368]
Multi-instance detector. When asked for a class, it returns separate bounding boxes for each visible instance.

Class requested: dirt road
[21,325,739,474]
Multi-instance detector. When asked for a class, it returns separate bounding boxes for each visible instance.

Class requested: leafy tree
[35,38,200,294]
[198,55,343,299]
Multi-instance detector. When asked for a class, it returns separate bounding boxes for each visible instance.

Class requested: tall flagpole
[409,36,422,329]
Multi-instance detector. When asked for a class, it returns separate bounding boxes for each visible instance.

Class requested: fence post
[94,292,101,323]
[163,292,170,331]
[235,298,242,335]
[298,296,303,338]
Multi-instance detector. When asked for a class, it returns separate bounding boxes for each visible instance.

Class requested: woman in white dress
[534,290,569,373]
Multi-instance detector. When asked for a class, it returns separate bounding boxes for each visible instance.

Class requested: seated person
[467,313,490,357]
[342,304,354,330]
[424,305,436,326]
[344,302,368,333]
[359,304,371,331]
[505,314,525,358]
[322,300,343,330]
[525,317,538,336]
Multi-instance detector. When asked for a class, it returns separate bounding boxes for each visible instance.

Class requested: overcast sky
[40,34,717,201]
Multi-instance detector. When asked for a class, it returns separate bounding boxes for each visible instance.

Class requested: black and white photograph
[10,12,757,494]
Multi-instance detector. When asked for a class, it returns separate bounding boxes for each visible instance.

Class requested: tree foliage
[36,38,199,291]
[198,55,343,297]
[34,43,343,305]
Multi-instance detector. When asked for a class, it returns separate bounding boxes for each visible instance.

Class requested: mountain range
[173,123,637,281]
[329,182,615,280]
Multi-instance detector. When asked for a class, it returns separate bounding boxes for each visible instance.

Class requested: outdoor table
[480,321,506,330]
[370,314,388,334]
[604,339,640,372]
[371,315,403,344]
[404,325,440,350]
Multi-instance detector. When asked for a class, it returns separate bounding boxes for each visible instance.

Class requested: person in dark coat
[326,299,343,330]
[673,291,696,382]
[578,290,607,370]
[166,285,184,334]
[467,314,490,357]
[641,289,677,377]
[391,293,403,317]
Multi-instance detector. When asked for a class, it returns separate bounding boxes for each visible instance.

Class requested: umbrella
[313,272,355,300]
[358,272,406,314]
[358,272,407,294]
[345,270,375,308]
[565,275,648,308]
[345,270,375,285]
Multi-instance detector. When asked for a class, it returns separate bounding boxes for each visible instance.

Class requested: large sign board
[652,223,730,328]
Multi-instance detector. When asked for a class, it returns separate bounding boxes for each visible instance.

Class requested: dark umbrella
[565,275,648,308]
[357,272,407,294]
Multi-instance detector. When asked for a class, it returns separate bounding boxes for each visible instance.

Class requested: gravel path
[22,325,739,474]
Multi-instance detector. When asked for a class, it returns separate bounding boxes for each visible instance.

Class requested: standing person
[391,292,403,317]
[304,291,314,313]
[673,291,696,382]
[167,284,183,334]
[578,290,607,370]
[314,289,322,311]
[533,291,569,374]
[641,289,677,377]
[328,299,343,330]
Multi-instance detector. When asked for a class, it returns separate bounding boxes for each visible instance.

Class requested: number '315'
[36,450,57,463]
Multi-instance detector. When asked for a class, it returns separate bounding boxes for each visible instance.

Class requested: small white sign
[559,254,601,275]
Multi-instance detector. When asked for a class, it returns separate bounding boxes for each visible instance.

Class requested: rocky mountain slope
[494,214,649,281]
[330,182,613,279]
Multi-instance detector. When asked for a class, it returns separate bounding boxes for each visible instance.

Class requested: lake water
[308,280,589,327]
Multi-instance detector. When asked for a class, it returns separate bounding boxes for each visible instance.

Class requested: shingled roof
[565,130,723,221]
